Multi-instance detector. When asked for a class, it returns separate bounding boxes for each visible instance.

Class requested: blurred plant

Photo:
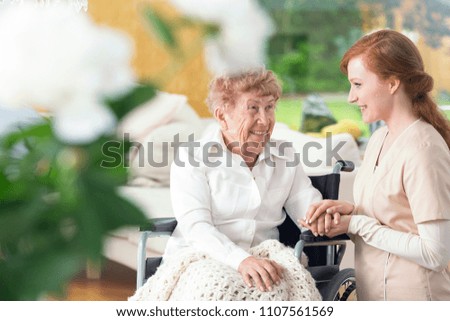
[0,3,154,300]
[145,0,275,76]
[262,0,362,93]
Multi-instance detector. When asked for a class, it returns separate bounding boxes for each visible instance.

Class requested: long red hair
[340,29,450,149]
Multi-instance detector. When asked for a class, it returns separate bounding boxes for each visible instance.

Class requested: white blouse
[164,129,322,270]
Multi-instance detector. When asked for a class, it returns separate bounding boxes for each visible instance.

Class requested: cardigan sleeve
[348,215,450,272]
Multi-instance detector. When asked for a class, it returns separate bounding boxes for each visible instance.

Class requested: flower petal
[53,101,116,144]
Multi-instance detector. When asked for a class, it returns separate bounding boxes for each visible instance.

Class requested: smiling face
[217,91,276,159]
[346,56,395,124]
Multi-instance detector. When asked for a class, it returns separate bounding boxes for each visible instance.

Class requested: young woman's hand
[299,212,352,238]
[299,212,341,236]
[304,200,354,224]
[298,200,354,236]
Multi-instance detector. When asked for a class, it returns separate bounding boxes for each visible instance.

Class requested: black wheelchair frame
[136,160,357,301]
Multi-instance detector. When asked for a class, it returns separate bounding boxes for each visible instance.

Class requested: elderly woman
[131,68,322,301]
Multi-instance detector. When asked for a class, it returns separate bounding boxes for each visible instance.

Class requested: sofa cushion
[117,92,206,187]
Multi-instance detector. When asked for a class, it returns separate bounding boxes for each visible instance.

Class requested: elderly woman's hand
[238,256,284,292]
[299,212,341,236]
[304,200,354,225]
[298,200,354,236]
[300,212,352,238]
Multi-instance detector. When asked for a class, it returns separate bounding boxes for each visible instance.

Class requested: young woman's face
[219,91,276,158]
[346,56,394,124]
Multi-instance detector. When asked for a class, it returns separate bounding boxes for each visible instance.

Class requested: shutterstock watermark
[100,132,346,169]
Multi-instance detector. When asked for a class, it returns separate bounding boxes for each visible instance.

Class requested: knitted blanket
[129,239,322,301]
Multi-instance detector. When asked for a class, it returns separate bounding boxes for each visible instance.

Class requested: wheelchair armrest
[139,217,177,233]
[295,230,349,266]
[300,230,349,243]
[136,217,177,289]
[333,160,355,173]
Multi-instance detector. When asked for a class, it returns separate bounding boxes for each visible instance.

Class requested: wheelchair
[136,160,357,301]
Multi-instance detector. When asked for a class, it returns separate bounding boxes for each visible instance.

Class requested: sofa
[103,92,361,273]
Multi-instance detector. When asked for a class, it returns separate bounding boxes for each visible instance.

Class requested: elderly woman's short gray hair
[206,68,282,114]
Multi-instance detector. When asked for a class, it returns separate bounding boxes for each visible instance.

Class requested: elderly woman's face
[218,91,276,158]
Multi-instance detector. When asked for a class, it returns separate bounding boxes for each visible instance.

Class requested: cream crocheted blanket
[129,239,321,301]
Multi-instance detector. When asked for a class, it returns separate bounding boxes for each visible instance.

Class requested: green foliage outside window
[261,0,362,94]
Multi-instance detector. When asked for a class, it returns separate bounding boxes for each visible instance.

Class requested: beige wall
[88,0,212,117]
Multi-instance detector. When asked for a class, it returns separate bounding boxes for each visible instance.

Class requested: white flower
[0,0,88,12]
[0,3,135,144]
[169,0,275,75]
[52,98,116,144]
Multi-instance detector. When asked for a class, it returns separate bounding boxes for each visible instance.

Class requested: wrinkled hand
[238,256,284,292]
[298,200,354,237]
[305,200,354,224]
[300,213,352,238]
[299,212,341,236]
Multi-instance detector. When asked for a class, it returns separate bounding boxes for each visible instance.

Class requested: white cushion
[118,92,205,187]
[118,91,189,139]
[127,121,202,186]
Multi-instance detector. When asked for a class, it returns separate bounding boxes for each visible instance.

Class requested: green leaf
[75,202,105,260]
[94,190,149,231]
[1,122,52,150]
[0,249,83,300]
[105,82,157,120]
[83,137,131,177]
[204,23,220,37]
[143,6,178,51]
[0,201,41,242]
[80,170,148,231]
[0,171,13,199]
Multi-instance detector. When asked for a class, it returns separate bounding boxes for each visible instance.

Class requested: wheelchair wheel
[322,268,357,301]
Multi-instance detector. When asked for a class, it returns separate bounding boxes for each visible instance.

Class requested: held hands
[238,256,284,292]
[299,200,354,238]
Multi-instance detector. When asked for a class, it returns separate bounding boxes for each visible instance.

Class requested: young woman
[301,29,450,300]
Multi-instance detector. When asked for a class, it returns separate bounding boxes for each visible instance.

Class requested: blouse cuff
[226,248,252,271]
